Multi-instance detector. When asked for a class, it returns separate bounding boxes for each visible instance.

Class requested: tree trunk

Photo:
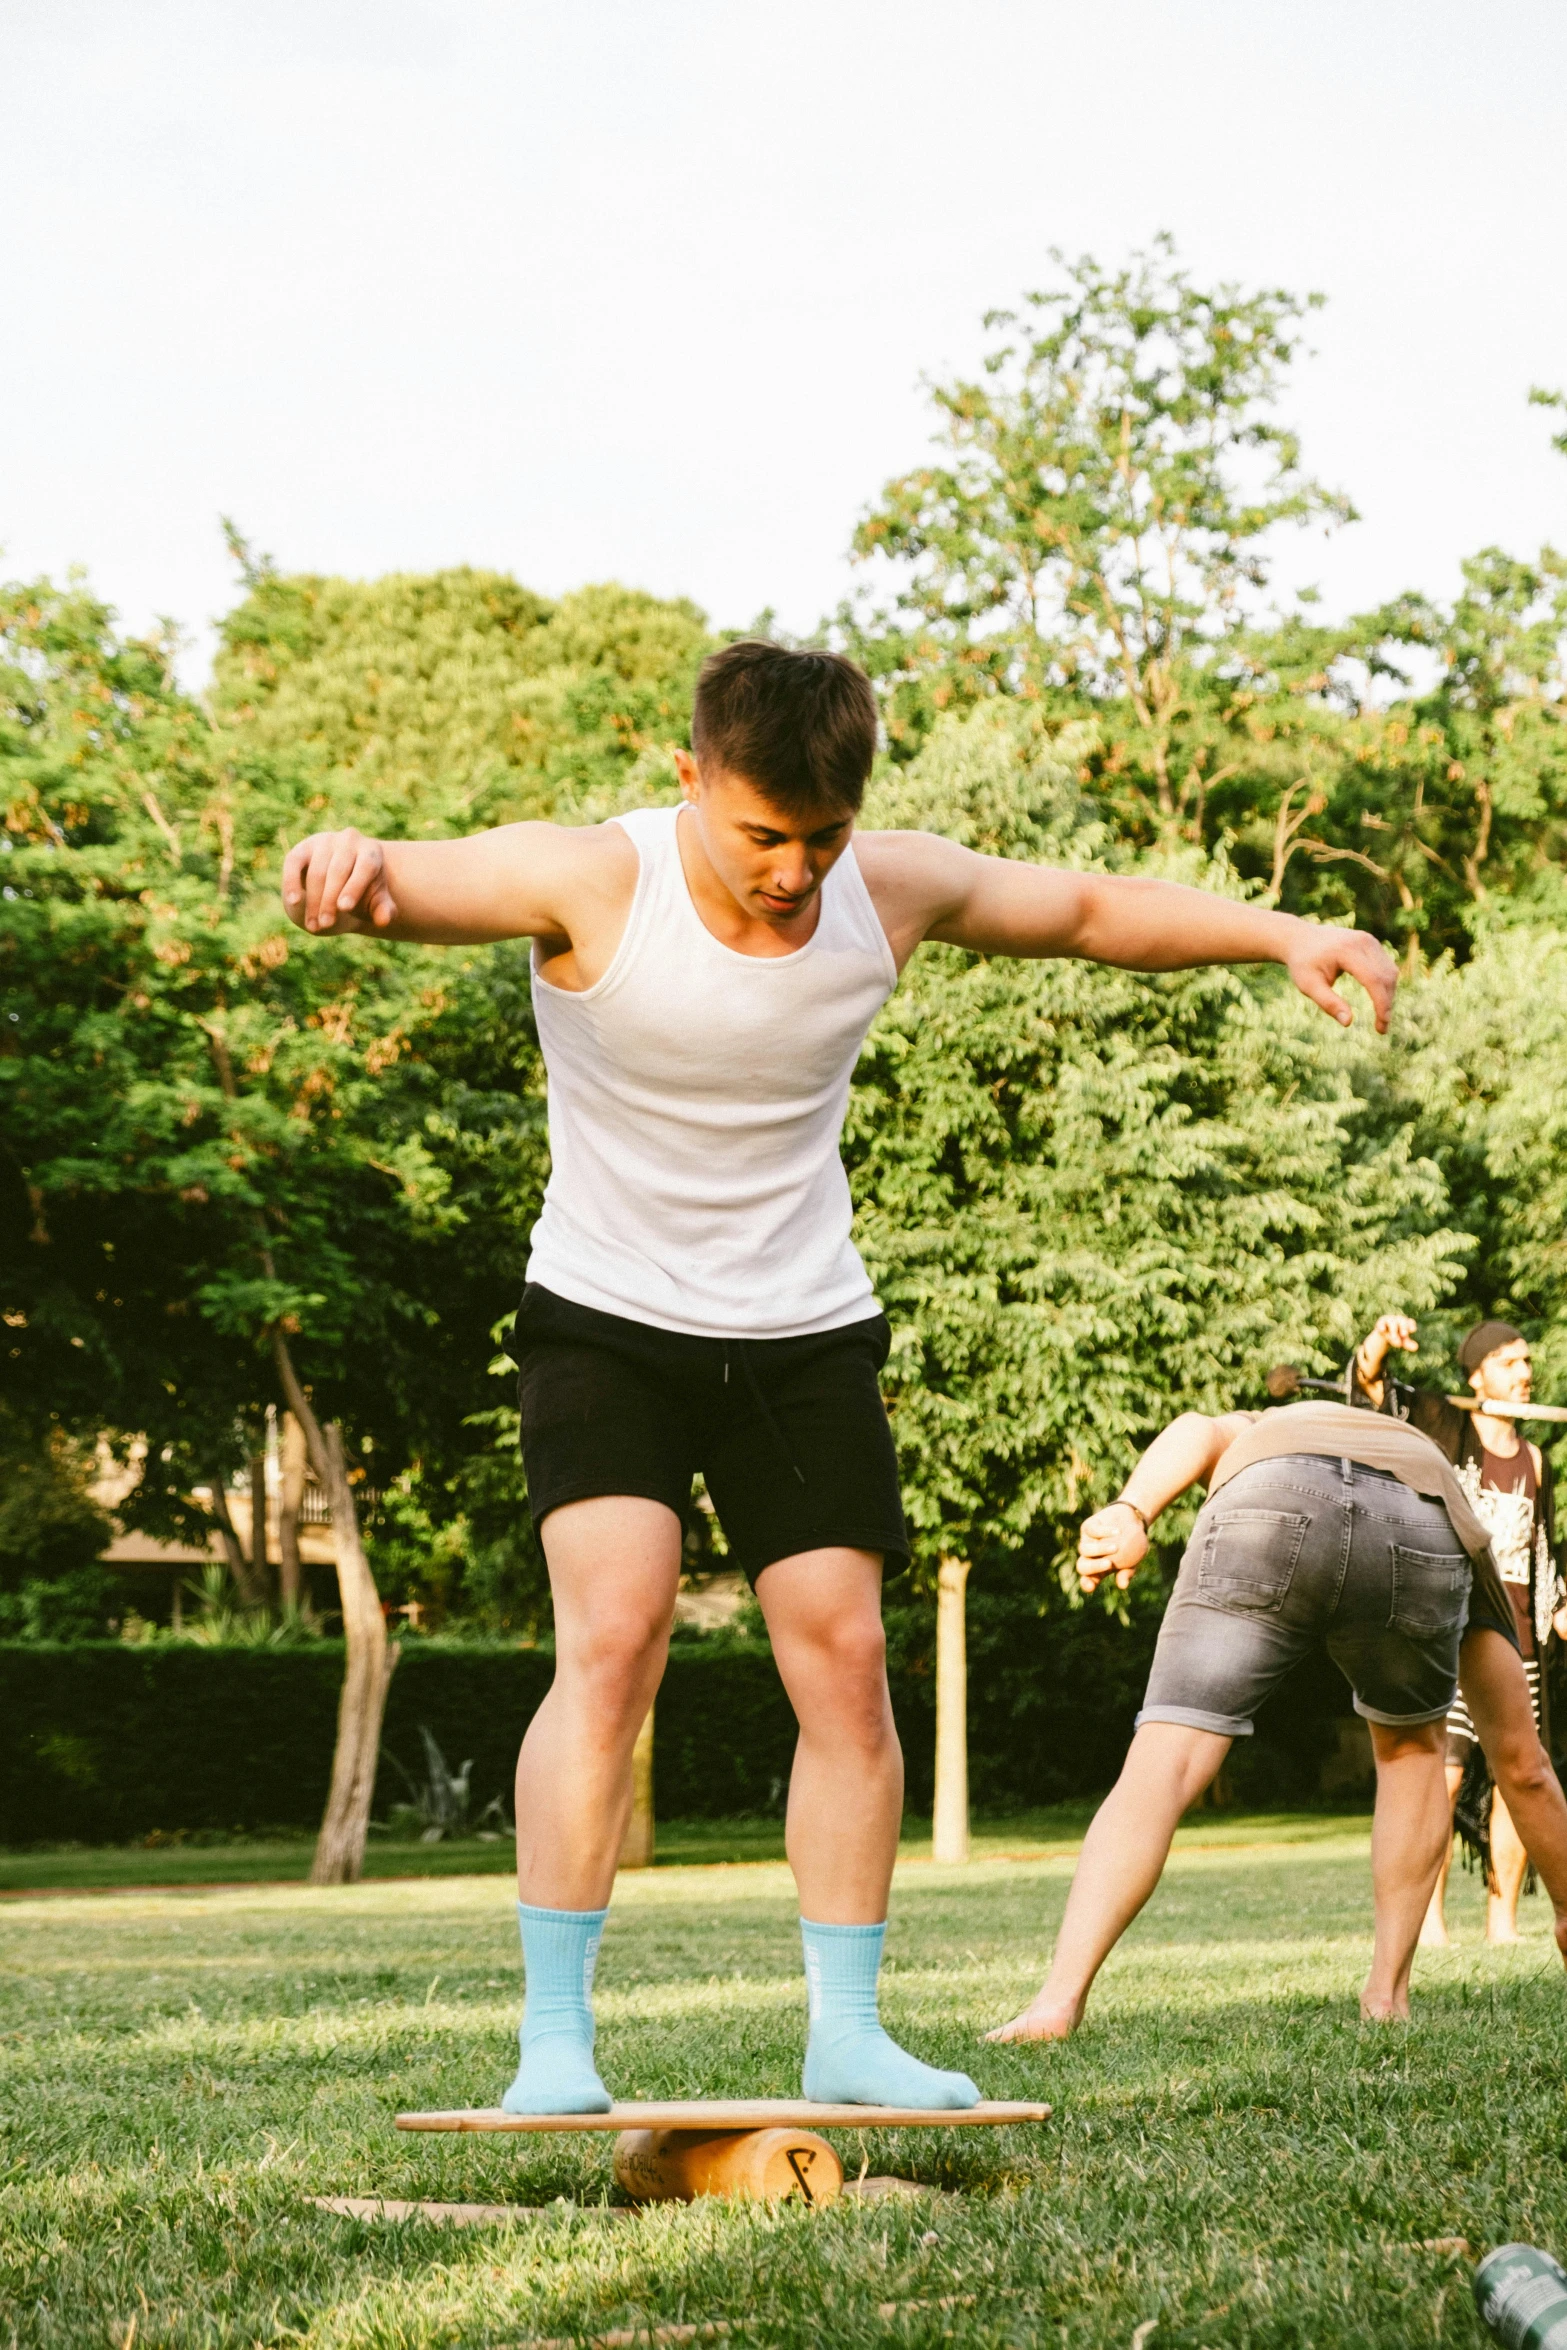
[278,1410,306,1610]
[249,1446,271,1602]
[209,1475,265,1607]
[203,1023,395,1880]
[270,1331,397,1887]
[932,1555,971,1864]
[618,1701,655,1870]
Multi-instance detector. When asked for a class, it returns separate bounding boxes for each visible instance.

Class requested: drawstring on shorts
[724,1342,808,1489]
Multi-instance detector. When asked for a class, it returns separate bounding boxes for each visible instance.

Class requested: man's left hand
[1284,923,1398,1035]
[1078,1503,1149,1592]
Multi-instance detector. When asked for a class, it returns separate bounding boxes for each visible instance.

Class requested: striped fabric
[1447,1656,1540,1750]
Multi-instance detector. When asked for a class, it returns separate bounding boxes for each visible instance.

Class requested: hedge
[0,1603,1348,1845]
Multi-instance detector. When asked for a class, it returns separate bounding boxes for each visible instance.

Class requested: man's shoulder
[849,830,976,967]
[524,814,642,882]
[852,825,961,868]
[851,827,975,911]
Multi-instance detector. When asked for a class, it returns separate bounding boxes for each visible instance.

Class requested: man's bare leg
[1361,1720,1450,2020]
[755,1547,902,1921]
[756,1547,977,2106]
[1417,1762,1465,1947]
[1488,1792,1529,1943]
[987,1723,1230,2042]
[1456,1627,1567,1965]
[502,1495,682,2113]
[514,1495,683,1909]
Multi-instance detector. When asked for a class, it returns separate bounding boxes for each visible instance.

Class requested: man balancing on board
[282,639,1396,2116]
[1348,1313,1567,1945]
[988,1392,1567,2044]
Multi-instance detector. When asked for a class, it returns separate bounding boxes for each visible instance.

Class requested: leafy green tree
[846,236,1349,822]
[844,252,1567,963]
[1384,921,1567,1400]
[1200,531,1567,961]
[0,571,551,1872]
[211,551,713,828]
[1351,549,1567,934]
[849,701,1470,1844]
[0,1408,112,1641]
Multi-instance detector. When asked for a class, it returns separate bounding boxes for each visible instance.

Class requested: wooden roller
[613,2125,843,2207]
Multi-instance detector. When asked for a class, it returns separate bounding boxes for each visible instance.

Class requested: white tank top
[525,805,898,1338]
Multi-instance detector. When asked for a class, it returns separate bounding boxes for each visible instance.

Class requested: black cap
[1458,1320,1525,1373]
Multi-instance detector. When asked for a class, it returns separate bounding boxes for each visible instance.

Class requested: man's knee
[786,1608,892,1737]
[806,1607,888,1697]
[1494,1732,1557,1803]
[557,1607,671,1716]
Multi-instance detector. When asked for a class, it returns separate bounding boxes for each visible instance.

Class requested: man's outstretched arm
[863,831,1399,1032]
[280,820,618,945]
[1077,1411,1258,1591]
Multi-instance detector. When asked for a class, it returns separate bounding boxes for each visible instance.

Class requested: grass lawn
[0,1806,1366,1893]
[0,1819,801,1895]
[2,1818,1562,2347]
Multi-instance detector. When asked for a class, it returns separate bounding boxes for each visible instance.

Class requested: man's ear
[673,748,700,800]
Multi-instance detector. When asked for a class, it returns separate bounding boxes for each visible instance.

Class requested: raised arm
[859,831,1398,1032]
[280,820,627,947]
[1350,1312,1420,1408]
[1077,1410,1258,1592]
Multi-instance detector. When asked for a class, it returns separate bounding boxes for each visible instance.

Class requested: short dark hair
[691,640,878,815]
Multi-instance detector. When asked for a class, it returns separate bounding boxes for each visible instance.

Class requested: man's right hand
[1077,1502,1150,1593]
[282,829,397,934]
[1356,1313,1419,1385]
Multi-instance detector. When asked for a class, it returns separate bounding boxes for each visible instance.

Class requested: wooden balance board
[396,2100,1052,2209]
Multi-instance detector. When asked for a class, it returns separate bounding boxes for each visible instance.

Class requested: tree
[0,1407,112,1641]
[848,700,1470,1847]
[0,571,552,1874]
[1384,921,1567,1399]
[844,256,1567,964]
[211,557,713,827]
[846,236,1349,823]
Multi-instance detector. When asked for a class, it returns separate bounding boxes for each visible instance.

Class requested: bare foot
[986,1992,1085,2043]
[1486,1923,1523,1945]
[1418,1916,1449,1948]
[1360,1986,1412,2022]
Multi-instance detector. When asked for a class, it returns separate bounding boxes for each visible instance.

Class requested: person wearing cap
[1350,1314,1567,1942]
[986,1391,1567,2042]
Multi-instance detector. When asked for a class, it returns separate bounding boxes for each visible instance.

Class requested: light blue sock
[800,1918,979,2109]
[500,1902,612,2116]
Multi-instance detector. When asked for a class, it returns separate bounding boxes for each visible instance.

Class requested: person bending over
[283,640,1395,2114]
[1350,1313,1567,1944]
[990,1396,1567,2044]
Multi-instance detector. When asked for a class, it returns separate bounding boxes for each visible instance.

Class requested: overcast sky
[7,1,1565,678]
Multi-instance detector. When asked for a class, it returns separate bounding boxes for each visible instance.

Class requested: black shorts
[513,1283,910,1584]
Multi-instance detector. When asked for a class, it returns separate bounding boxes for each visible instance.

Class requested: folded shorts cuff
[1135,1704,1253,1739]
[1352,1694,1455,1727]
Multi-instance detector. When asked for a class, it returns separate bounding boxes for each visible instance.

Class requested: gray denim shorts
[1139,1453,1472,1739]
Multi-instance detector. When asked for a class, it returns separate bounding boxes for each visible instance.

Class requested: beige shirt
[1209,1401,1492,1558]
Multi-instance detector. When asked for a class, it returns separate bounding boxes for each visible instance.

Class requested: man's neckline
[671,804,827,963]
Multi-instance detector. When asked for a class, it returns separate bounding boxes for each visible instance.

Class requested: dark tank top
[1476,1439,1539,1658]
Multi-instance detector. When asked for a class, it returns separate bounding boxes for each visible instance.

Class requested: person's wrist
[1110,1496,1150,1534]
[1270,908,1311,962]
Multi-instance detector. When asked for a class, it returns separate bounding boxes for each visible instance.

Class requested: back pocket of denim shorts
[1196,1509,1308,1612]
[1390,1545,1471,1635]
